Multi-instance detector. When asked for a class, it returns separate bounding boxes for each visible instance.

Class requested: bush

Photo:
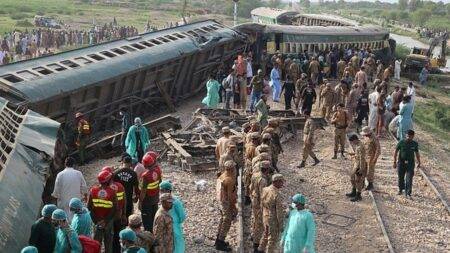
[36,11,45,16]
[10,13,29,20]
[438,117,450,131]
[16,19,34,27]
[394,44,410,60]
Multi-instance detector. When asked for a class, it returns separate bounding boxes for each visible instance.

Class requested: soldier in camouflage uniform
[361,126,380,191]
[259,174,285,253]
[320,83,335,121]
[219,144,242,179]
[215,161,237,252]
[153,193,174,253]
[346,134,367,202]
[298,110,321,168]
[244,132,261,205]
[250,161,271,252]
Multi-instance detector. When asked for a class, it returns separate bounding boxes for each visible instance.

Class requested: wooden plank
[162,133,193,163]
[156,82,176,113]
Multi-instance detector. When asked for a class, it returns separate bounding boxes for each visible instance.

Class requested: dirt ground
[78,80,449,252]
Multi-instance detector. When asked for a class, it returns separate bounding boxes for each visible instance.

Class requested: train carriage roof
[250,7,299,20]
[236,23,388,37]
[295,14,359,26]
[0,20,245,104]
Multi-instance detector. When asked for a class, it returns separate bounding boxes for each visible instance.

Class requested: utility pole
[182,0,187,24]
[233,0,239,26]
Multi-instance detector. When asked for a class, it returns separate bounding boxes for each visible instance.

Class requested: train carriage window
[174,33,185,39]
[17,70,39,80]
[32,67,53,75]
[208,25,218,31]
[186,30,199,37]
[156,37,170,43]
[61,60,80,68]
[74,57,93,64]
[130,43,146,50]
[1,74,23,83]
[194,28,207,35]
[121,45,136,52]
[88,54,105,61]
[100,51,117,58]
[47,63,67,72]
[140,41,154,47]
[165,35,177,41]
[111,48,127,55]
[149,39,162,45]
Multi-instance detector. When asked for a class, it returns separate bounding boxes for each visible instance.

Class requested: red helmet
[97,170,112,184]
[101,166,113,174]
[145,151,159,160]
[142,154,156,167]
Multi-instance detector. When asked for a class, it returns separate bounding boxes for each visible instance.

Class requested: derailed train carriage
[237,23,396,64]
[0,20,247,251]
[0,20,247,136]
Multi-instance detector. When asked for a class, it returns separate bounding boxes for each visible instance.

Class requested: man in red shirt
[138,154,162,231]
[88,170,117,253]
[102,166,127,253]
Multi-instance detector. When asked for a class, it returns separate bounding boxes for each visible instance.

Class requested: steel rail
[387,132,450,214]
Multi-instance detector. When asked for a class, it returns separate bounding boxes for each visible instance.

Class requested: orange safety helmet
[75,112,83,118]
[101,166,113,174]
[145,151,159,160]
[97,170,112,184]
[142,154,156,167]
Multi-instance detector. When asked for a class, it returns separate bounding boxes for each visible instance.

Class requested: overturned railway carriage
[237,23,396,64]
[0,20,247,135]
[0,97,60,252]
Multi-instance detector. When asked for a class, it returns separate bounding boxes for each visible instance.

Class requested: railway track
[350,131,450,253]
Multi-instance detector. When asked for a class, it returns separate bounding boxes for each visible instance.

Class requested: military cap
[268,118,278,123]
[242,122,250,129]
[228,143,237,148]
[222,126,231,133]
[128,214,142,227]
[260,161,271,168]
[262,133,272,140]
[292,193,306,204]
[258,152,271,160]
[326,82,332,87]
[360,126,372,136]
[250,132,261,139]
[160,193,174,202]
[272,173,284,182]
[257,144,270,152]
[224,160,236,168]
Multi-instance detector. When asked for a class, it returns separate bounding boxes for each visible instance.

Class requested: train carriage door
[275,33,282,51]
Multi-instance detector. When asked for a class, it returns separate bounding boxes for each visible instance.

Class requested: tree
[398,0,408,10]
[412,9,432,26]
[409,0,418,11]
[301,0,310,8]
[338,0,345,5]
[268,0,282,8]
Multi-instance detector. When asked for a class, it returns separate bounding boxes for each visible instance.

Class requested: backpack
[78,235,101,253]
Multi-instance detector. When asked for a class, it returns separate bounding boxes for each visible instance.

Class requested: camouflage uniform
[337,60,346,80]
[259,183,284,253]
[244,138,258,198]
[331,110,348,154]
[363,134,380,184]
[320,85,335,120]
[249,161,271,248]
[219,150,241,179]
[351,142,367,192]
[153,207,173,253]
[302,118,318,162]
[216,163,237,242]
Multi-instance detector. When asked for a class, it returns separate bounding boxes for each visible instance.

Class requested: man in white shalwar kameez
[52,157,88,222]
[406,82,416,113]
[394,59,402,80]
[368,86,381,131]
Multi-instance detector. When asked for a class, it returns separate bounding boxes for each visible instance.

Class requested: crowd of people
[0,20,139,64]
[21,45,425,253]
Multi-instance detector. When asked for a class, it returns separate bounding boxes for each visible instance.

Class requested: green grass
[0,0,181,35]
[414,100,450,143]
